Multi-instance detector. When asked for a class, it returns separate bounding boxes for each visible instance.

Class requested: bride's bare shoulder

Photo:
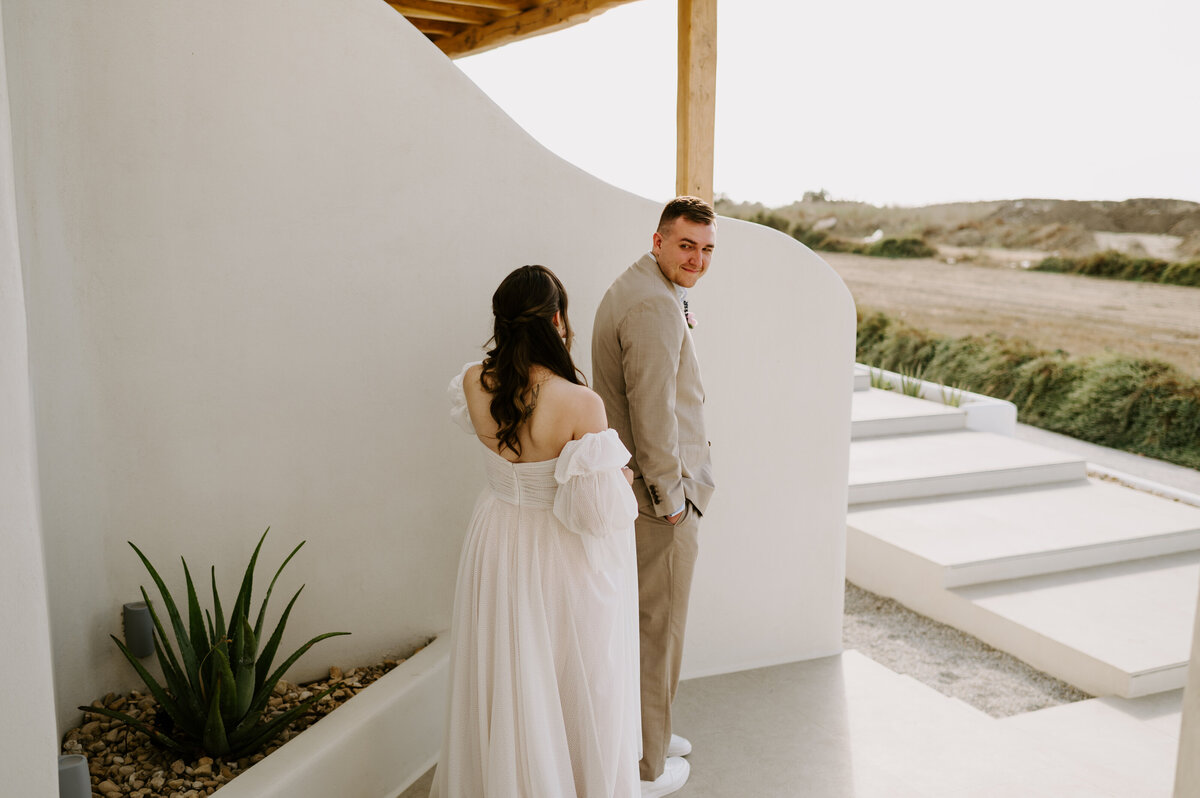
[463,362,484,387]
[462,364,494,425]
[543,380,606,436]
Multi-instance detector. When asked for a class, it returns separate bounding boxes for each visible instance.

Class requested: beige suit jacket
[592,253,715,517]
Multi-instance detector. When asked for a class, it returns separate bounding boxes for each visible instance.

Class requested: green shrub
[788,223,936,259]
[856,310,1200,469]
[81,529,350,758]
[863,237,937,258]
[747,210,792,233]
[1034,251,1200,287]
[789,223,868,254]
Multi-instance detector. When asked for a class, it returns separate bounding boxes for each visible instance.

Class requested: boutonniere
[683,299,696,329]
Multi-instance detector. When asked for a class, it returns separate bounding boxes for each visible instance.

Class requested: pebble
[844,582,1091,717]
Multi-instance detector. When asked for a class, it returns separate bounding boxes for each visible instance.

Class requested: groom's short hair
[658,196,716,235]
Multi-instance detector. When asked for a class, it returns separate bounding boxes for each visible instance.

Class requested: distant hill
[982,198,1200,236]
[716,197,1200,261]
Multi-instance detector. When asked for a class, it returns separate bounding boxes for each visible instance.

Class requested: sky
[456,0,1200,208]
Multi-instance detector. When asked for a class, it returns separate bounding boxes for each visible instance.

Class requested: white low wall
[1176,585,1200,796]
[861,364,1017,436]
[2,0,854,740]
[216,635,449,798]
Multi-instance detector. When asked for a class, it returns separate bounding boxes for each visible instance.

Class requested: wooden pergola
[386,0,717,202]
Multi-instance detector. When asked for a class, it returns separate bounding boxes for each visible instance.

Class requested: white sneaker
[641,756,690,798]
[667,733,692,757]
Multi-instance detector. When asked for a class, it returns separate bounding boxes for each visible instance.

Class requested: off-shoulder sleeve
[448,362,481,434]
[553,429,638,572]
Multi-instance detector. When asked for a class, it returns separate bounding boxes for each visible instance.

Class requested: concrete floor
[398,650,1178,797]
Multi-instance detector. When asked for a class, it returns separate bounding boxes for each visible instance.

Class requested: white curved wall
[3,0,853,733]
[0,3,58,790]
[682,219,853,677]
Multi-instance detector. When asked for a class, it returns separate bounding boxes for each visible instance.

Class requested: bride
[432,265,641,798]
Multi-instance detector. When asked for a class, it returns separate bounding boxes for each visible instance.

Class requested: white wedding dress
[429,364,641,798]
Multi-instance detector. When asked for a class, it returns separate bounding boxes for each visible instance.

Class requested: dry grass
[826,251,1200,378]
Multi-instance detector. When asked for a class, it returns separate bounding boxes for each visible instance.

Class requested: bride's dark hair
[481,265,585,457]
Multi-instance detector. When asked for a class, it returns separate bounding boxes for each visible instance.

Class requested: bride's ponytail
[480,265,585,457]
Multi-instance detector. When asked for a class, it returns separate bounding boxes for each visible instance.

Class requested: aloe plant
[81,528,350,758]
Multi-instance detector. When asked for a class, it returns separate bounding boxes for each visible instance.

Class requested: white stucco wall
[4,0,852,734]
[0,2,59,790]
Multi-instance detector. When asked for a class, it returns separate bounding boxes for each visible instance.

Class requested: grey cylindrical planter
[123,601,155,657]
[59,754,90,798]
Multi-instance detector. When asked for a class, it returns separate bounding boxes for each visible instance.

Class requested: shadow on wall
[2,0,855,733]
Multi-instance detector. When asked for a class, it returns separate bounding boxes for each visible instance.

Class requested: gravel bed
[843,581,1092,717]
[62,659,405,797]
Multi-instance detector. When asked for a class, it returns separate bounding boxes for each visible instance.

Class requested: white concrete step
[848,429,1087,505]
[825,652,1173,796]
[849,545,1200,698]
[854,364,871,391]
[958,552,1200,697]
[848,479,1200,587]
[851,387,966,439]
[997,691,1182,797]
[670,650,1174,797]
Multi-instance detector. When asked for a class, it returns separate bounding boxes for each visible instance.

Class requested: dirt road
[822,252,1200,378]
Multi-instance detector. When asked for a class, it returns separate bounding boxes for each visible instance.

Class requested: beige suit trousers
[635,501,701,781]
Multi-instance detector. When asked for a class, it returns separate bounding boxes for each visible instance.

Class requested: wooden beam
[436,0,642,58]
[675,0,716,202]
[408,18,466,36]
[433,0,529,11]
[387,1,500,25]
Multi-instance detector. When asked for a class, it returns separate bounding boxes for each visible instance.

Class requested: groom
[592,196,716,797]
